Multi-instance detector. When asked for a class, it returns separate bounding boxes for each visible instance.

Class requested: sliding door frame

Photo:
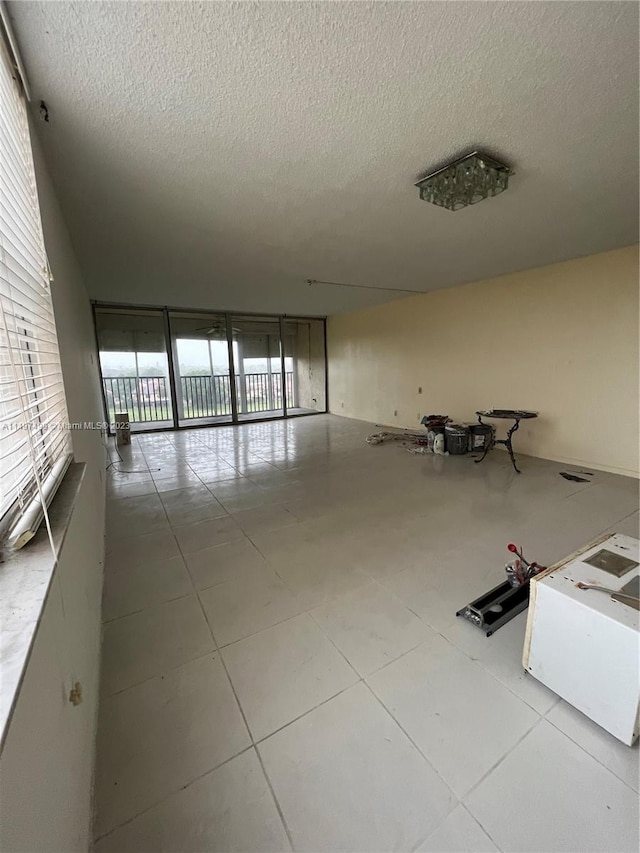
[163,310,180,430]
[92,301,327,433]
[279,315,288,419]
[225,313,240,423]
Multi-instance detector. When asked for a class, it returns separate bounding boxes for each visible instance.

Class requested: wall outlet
[394,409,398,417]
[418,386,422,394]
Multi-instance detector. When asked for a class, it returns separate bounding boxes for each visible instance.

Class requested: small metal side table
[474,409,538,473]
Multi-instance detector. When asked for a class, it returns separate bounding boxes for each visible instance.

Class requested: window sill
[0,463,85,753]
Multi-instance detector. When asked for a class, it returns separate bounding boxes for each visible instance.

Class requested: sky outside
[101,339,292,376]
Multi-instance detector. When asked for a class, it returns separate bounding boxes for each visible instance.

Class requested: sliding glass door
[95,307,173,432]
[168,312,233,427]
[231,316,284,422]
[94,304,326,432]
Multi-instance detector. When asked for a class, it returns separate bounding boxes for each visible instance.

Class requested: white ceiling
[8,1,639,316]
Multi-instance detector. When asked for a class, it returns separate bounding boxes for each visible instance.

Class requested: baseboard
[328,410,639,480]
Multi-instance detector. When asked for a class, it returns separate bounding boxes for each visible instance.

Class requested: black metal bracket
[456,579,531,636]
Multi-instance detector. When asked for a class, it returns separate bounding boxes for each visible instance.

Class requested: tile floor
[95,414,640,852]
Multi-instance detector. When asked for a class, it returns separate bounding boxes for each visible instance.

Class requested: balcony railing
[181,373,295,419]
[243,371,295,413]
[181,375,232,419]
[102,376,171,423]
[103,372,295,424]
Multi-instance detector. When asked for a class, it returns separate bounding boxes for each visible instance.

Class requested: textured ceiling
[8,1,639,316]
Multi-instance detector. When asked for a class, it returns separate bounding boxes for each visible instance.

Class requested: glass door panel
[231,316,284,421]
[95,307,173,432]
[168,312,233,427]
[284,318,327,413]
[95,306,326,432]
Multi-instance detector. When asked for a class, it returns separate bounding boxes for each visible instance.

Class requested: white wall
[0,132,106,851]
[328,246,639,477]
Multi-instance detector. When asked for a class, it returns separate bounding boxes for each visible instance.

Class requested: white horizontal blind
[0,36,72,546]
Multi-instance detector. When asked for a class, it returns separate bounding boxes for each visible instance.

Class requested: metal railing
[181,372,295,419]
[102,376,171,423]
[239,371,295,414]
[103,372,296,424]
[181,375,232,418]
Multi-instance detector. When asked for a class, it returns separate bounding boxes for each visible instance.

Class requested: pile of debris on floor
[366,415,460,456]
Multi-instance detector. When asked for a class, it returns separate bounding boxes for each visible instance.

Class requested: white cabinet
[524,533,639,746]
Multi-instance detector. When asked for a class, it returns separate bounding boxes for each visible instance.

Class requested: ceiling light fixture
[415,150,512,212]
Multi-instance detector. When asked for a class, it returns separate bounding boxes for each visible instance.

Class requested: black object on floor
[559,472,589,482]
[456,580,531,637]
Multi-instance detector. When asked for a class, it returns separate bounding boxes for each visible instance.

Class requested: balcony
[102,376,171,424]
[102,372,296,425]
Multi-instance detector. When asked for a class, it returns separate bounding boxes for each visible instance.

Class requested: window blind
[0,35,72,550]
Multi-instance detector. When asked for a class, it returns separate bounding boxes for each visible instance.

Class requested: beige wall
[328,246,639,477]
[0,133,106,850]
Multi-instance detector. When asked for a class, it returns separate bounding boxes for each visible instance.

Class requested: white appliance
[523,533,640,746]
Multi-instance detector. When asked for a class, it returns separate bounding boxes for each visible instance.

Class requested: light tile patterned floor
[95,414,640,852]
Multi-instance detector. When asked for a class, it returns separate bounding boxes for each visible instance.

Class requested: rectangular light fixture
[415,150,512,211]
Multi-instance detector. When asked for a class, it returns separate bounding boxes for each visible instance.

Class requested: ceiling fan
[196,320,241,336]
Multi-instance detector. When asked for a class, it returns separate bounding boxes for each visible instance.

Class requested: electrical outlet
[418,386,422,394]
[394,409,398,417]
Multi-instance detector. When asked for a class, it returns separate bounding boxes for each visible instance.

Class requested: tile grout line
[173,512,222,658]
[410,801,506,853]
[460,715,545,805]
[213,609,306,650]
[249,680,362,748]
[100,444,257,840]
[102,430,639,849]
[169,499,461,803]
[435,632,554,717]
[361,679,460,825]
[165,438,307,851]
[93,744,256,844]
[543,711,640,795]
[102,478,220,698]
[213,642,298,852]
[173,500,298,852]
[306,608,364,680]
[101,590,192,625]
[253,745,297,853]
[453,803,505,853]
[459,802,505,853]
[101,438,296,843]
[101,647,218,700]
